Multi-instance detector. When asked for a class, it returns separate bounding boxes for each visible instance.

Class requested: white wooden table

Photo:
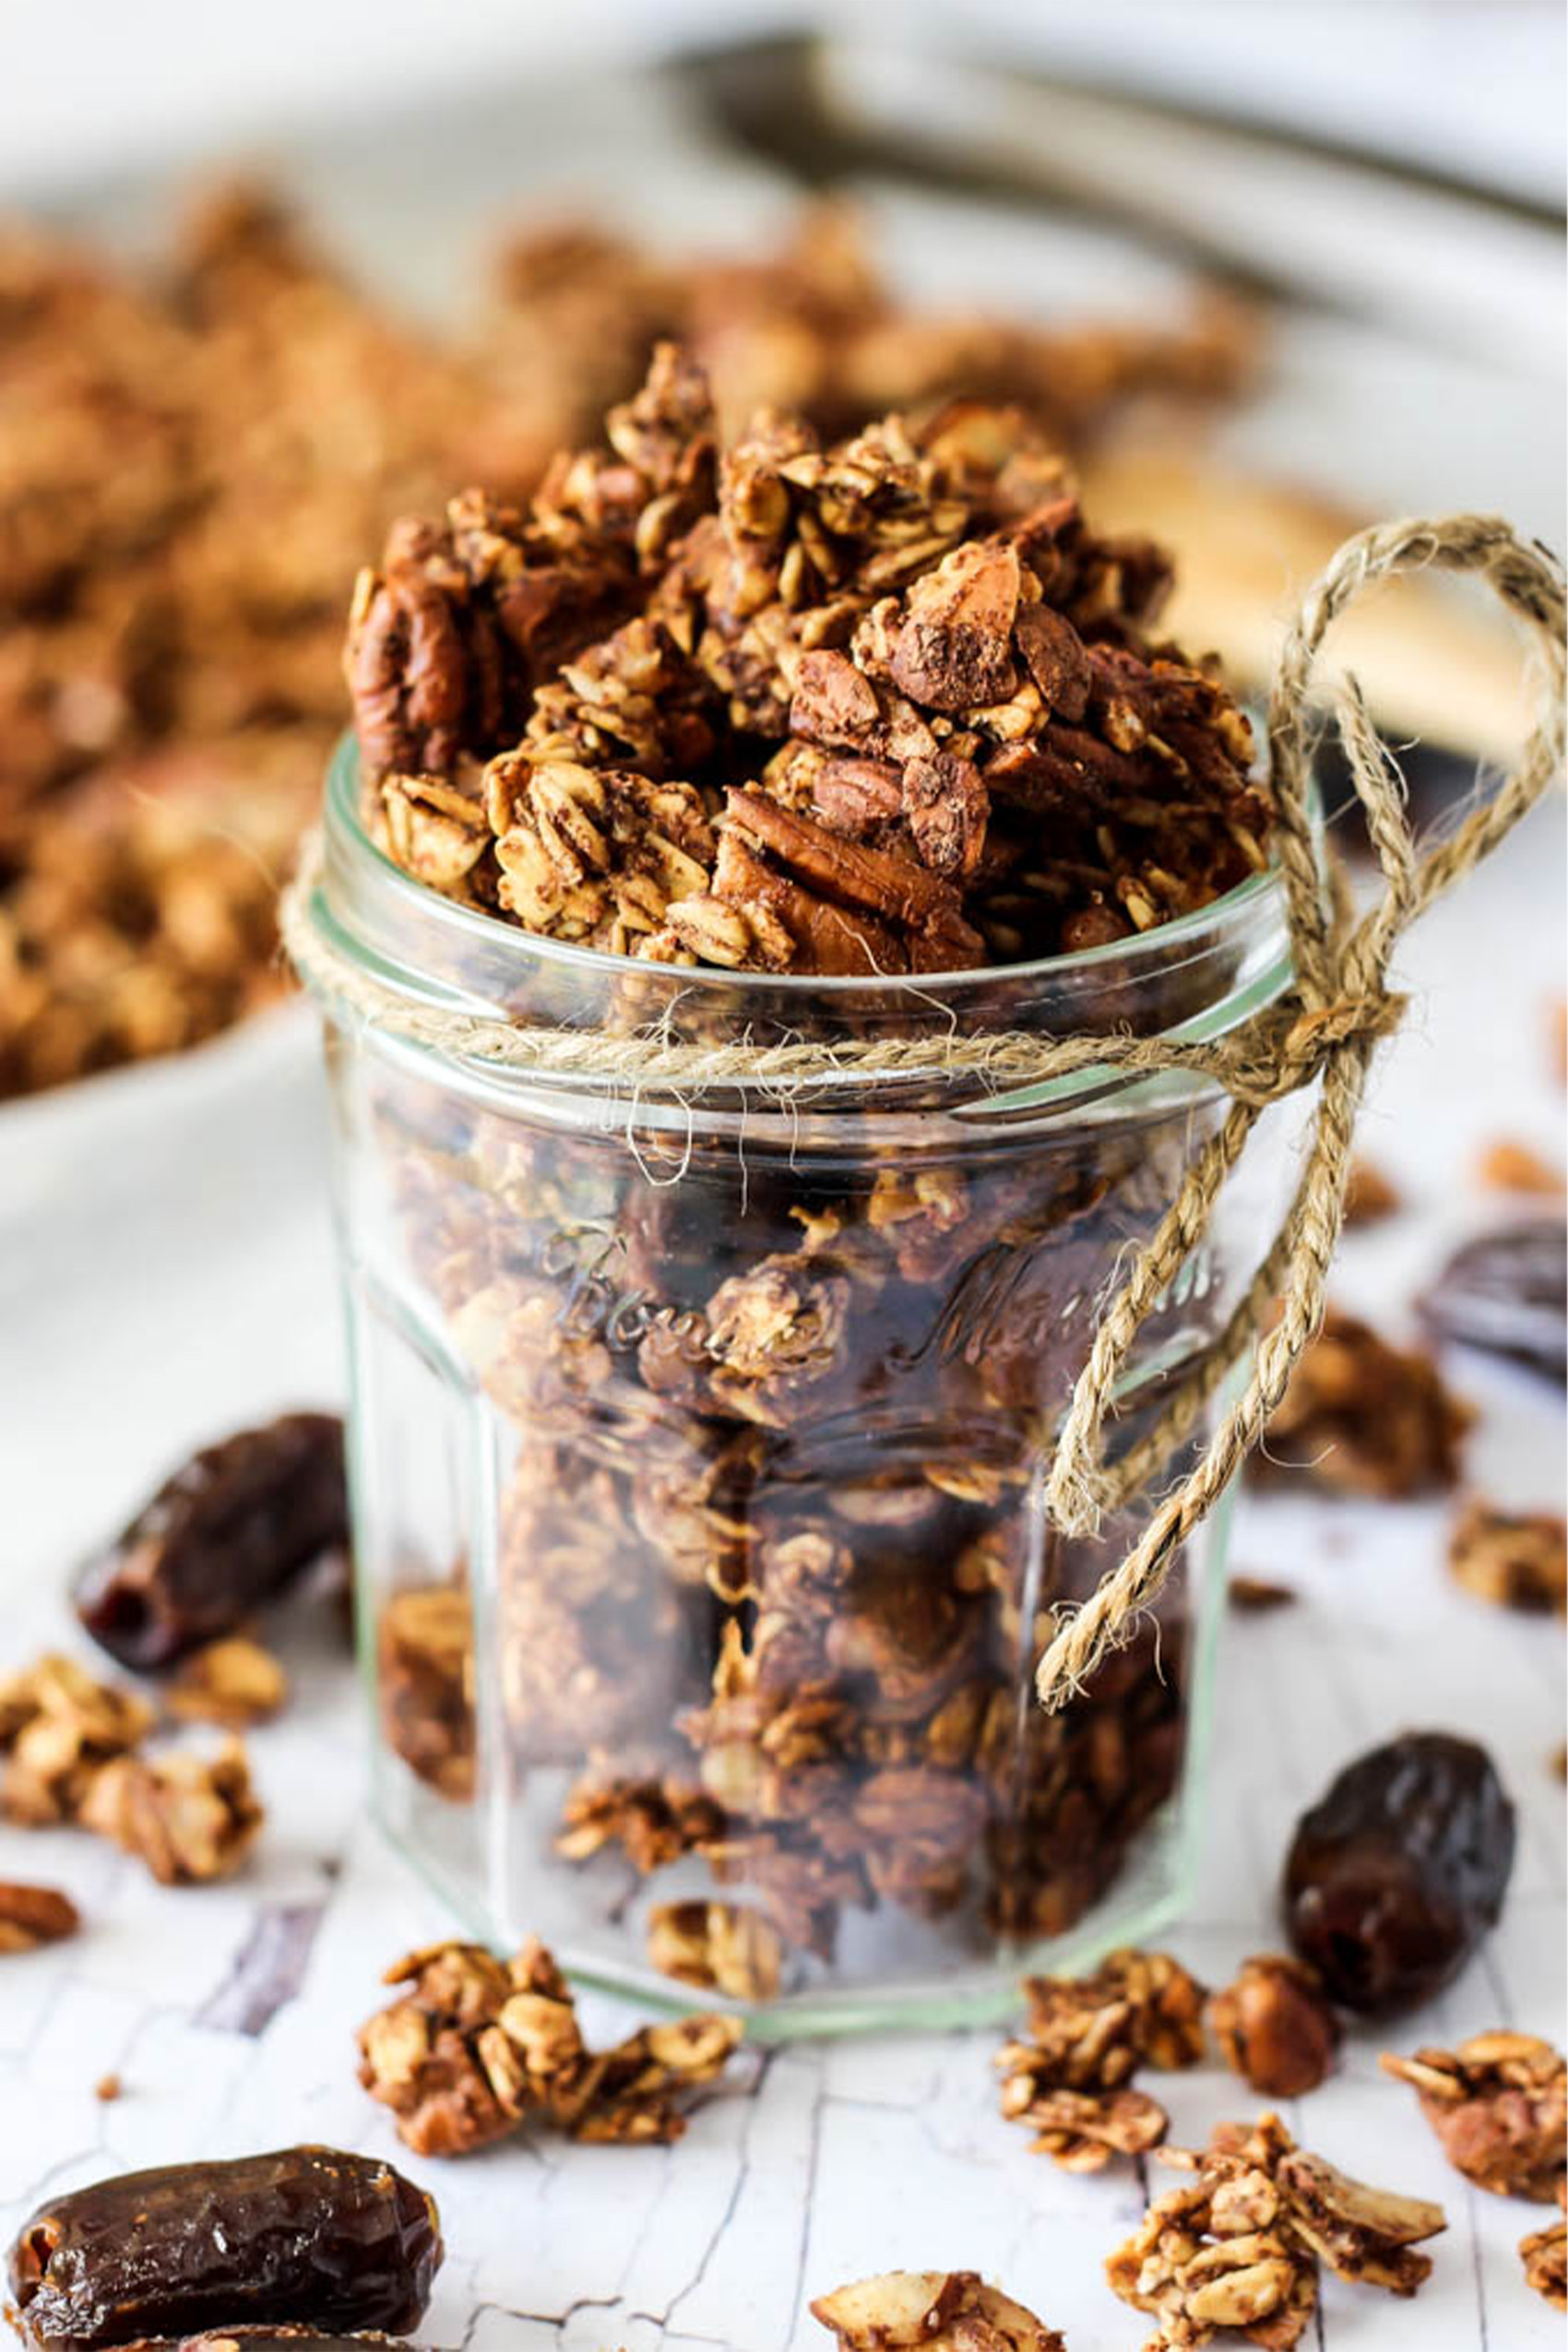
[2,800,1562,2350]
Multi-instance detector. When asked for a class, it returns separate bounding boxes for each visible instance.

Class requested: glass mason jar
[303,738,1300,2035]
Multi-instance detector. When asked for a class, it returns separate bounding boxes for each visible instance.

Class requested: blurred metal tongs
[685,33,1563,380]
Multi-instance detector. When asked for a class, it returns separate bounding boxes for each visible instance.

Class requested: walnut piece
[358,1932,742,2156]
[1448,1497,1566,1614]
[1262,1308,1471,1498]
[1382,2033,1566,2202]
[811,2270,1063,2351]
[0,1880,81,1954]
[166,1634,290,1727]
[1209,1955,1339,2099]
[78,1740,263,1884]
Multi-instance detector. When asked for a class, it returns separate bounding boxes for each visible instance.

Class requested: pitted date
[74,1416,349,1669]
[7,2146,441,2350]
[1283,1733,1515,2014]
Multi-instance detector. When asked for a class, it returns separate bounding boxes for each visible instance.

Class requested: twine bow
[281,514,1565,1712]
[1032,512,1564,1706]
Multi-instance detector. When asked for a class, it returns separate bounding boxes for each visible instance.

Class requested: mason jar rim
[320,730,1295,1011]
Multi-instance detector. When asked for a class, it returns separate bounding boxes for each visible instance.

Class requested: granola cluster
[999,1949,1342,2166]
[997,1948,1206,2170]
[0,190,497,1099]
[369,1041,1218,1975]
[1261,1308,1472,1498]
[1448,1497,1566,1613]
[1382,2032,1566,2203]
[1106,2112,1444,2350]
[350,346,1269,973]
[0,1649,263,1884]
[356,1934,742,2156]
[811,2269,1063,2351]
[3,190,1250,1099]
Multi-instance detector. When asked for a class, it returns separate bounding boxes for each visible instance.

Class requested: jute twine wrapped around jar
[283,513,1566,1711]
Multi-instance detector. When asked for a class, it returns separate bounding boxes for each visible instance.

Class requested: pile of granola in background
[0,181,1253,1098]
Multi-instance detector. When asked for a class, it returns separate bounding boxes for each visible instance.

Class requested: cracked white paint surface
[2,804,1563,2348]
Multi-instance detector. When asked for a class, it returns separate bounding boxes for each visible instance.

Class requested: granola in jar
[299,349,1301,2020]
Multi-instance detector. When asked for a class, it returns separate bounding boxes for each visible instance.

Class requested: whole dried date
[1283,1734,1515,2014]
[1421,1218,1567,1384]
[7,2147,441,2350]
[74,1416,348,1669]
[155,2337,428,2350]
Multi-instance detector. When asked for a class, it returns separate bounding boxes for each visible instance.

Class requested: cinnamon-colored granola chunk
[1448,1497,1567,1614]
[357,1932,742,2156]
[811,2271,1063,2351]
[1262,1308,1471,1497]
[1107,2112,1444,2352]
[166,1635,290,1728]
[998,1948,1206,2172]
[1521,2192,1567,2309]
[0,1652,154,1825]
[78,1740,263,1883]
[646,1899,784,2002]
[1382,2033,1566,2202]
[350,350,1269,975]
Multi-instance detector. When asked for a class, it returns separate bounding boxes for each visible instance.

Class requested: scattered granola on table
[1260,1309,1471,1497]
[167,1635,291,1727]
[356,1934,742,2156]
[0,1880,80,1954]
[811,2271,1063,2351]
[1381,2033,1566,2202]
[1105,2111,1445,2351]
[78,1739,264,1885]
[1448,1496,1567,1614]
[1208,1955,1339,2099]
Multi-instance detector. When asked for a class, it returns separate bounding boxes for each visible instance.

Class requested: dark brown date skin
[122,2336,425,2350]
[1283,1731,1515,2014]
[74,1416,349,1669]
[7,2147,440,2351]
[1421,1218,1566,1384]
